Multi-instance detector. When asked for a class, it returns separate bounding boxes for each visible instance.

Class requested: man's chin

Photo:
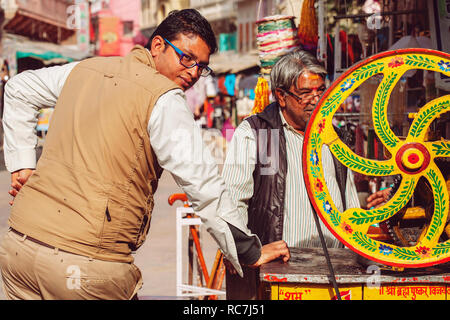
[178,81,194,91]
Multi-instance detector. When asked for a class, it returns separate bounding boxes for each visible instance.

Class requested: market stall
[260,247,450,300]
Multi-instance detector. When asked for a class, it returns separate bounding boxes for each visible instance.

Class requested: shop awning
[4,9,74,43]
[4,33,91,62]
[2,33,92,75]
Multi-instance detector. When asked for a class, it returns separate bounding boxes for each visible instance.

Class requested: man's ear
[150,36,165,58]
[274,88,286,108]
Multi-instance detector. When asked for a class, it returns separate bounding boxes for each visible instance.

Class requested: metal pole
[317,0,326,64]
[310,206,342,300]
[334,9,421,20]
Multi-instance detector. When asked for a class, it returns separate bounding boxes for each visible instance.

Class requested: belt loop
[54,247,59,255]
[20,234,27,242]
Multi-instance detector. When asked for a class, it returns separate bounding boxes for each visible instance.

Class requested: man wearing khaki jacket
[0,9,289,300]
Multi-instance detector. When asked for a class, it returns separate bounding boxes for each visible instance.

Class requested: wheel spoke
[342,176,417,231]
[372,72,402,150]
[418,165,449,248]
[408,96,450,141]
[427,139,450,157]
[328,138,399,176]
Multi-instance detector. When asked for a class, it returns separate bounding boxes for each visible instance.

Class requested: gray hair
[270,50,327,97]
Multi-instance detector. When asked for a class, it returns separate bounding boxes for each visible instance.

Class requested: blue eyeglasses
[163,38,212,77]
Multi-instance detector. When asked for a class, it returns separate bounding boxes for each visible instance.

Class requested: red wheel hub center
[408,153,419,164]
[395,143,430,174]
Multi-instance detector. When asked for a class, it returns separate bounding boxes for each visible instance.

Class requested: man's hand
[366,187,391,209]
[224,240,290,275]
[9,168,35,206]
[249,240,290,268]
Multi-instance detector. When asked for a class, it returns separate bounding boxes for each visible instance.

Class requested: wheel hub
[396,143,430,174]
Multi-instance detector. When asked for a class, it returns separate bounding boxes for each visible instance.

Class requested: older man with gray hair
[222,50,360,299]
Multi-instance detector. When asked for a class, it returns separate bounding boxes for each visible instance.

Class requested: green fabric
[257,19,295,33]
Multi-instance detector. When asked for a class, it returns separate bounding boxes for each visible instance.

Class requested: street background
[0,0,448,301]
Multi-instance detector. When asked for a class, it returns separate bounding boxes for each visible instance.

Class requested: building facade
[140,0,189,38]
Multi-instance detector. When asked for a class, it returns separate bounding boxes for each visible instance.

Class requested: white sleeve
[345,169,361,209]
[148,89,260,276]
[221,120,257,226]
[2,62,79,172]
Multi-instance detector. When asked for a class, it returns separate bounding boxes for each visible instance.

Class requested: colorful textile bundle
[297,0,318,50]
[251,77,270,115]
[256,15,299,74]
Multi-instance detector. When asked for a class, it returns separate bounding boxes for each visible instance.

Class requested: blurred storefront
[90,0,143,57]
[2,33,89,76]
[1,0,90,75]
[0,0,92,152]
[3,0,75,44]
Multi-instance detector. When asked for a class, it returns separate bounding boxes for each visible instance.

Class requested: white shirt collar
[279,109,304,137]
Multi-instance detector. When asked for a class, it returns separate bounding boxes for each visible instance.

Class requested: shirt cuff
[5,148,37,172]
[227,222,261,265]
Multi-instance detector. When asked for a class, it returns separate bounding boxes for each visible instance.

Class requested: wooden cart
[259,247,450,300]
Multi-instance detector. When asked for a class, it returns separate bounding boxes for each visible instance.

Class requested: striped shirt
[222,110,360,248]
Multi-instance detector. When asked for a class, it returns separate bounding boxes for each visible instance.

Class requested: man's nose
[187,65,200,79]
[311,92,321,103]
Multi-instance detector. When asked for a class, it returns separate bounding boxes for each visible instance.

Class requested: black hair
[146,9,217,55]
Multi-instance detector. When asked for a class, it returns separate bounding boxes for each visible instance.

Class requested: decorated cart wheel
[303,49,450,268]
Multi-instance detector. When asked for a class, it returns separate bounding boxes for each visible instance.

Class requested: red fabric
[339,31,355,64]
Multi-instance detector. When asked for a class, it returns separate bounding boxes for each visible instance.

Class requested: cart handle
[168,193,189,207]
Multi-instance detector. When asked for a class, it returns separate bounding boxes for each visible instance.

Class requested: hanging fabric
[224,74,236,96]
[297,0,318,51]
[251,77,270,115]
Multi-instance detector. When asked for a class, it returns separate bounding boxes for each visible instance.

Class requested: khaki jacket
[9,46,178,262]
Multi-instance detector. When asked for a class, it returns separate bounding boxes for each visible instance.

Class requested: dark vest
[245,103,351,242]
[245,102,287,245]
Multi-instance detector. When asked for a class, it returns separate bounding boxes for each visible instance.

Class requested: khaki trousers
[0,229,143,300]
